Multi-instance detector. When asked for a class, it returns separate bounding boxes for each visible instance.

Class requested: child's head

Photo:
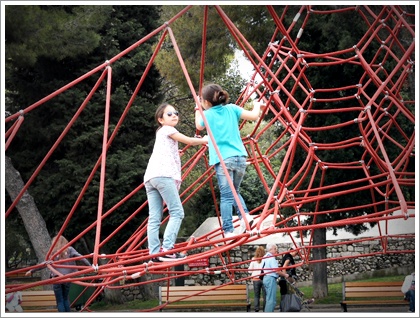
[201,84,230,108]
[51,235,69,259]
[155,103,179,128]
[289,247,298,257]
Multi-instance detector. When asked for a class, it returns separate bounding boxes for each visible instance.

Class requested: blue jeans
[263,275,277,312]
[215,156,249,233]
[146,177,184,255]
[53,283,71,312]
[406,289,415,312]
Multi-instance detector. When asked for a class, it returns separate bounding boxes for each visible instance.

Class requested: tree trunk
[103,287,125,304]
[312,226,328,298]
[5,156,52,284]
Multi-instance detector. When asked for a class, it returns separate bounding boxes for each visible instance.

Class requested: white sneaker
[246,213,254,227]
[225,231,235,238]
[223,231,236,243]
[239,214,254,233]
[239,219,246,234]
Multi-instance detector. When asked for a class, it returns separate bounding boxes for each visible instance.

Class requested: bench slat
[22,309,58,312]
[166,291,245,297]
[21,290,55,296]
[168,288,246,293]
[344,282,402,287]
[166,295,247,302]
[342,300,408,305]
[22,295,56,301]
[345,286,401,292]
[345,291,404,298]
[164,285,247,291]
[22,301,57,307]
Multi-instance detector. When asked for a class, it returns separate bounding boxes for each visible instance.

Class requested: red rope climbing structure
[5,5,415,312]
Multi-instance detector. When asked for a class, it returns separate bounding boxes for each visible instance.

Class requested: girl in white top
[144,103,207,261]
[248,246,266,312]
[5,286,23,312]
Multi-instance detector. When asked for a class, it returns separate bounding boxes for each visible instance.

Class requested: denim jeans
[215,156,249,233]
[146,177,184,255]
[406,289,415,312]
[253,279,266,311]
[263,275,277,312]
[53,283,71,312]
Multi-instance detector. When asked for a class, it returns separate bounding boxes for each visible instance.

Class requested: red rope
[5,5,414,311]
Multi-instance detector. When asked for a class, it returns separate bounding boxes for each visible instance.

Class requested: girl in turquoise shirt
[195,83,262,238]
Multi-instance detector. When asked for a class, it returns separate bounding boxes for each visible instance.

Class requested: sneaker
[148,257,162,264]
[223,231,236,243]
[159,252,187,262]
[225,231,235,238]
[239,214,254,233]
[160,247,186,254]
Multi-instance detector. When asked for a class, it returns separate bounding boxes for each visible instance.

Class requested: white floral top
[144,125,181,190]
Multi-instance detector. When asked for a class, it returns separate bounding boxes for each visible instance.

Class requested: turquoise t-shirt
[199,104,247,166]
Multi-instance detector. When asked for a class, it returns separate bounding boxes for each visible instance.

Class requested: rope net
[5,5,415,312]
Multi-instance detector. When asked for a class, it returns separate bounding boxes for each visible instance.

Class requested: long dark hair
[154,103,170,129]
[202,84,230,106]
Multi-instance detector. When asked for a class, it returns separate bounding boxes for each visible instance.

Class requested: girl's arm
[171,132,208,146]
[279,259,291,278]
[195,110,205,131]
[25,261,49,276]
[240,100,264,121]
[69,247,91,266]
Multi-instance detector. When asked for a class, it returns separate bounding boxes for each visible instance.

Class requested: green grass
[90,299,159,311]
[89,275,405,311]
[295,282,341,304]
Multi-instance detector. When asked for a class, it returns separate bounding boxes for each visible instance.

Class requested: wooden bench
[20,290,57,312]
[6,272,41,283]
[159,284,251,312]
[340,281,407,312]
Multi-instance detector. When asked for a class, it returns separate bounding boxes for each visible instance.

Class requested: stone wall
[121,237,415,300]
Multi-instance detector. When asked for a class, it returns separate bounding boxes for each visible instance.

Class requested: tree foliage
[156,5,233,94]
[5,5,110,68]
[5,5,163,255]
